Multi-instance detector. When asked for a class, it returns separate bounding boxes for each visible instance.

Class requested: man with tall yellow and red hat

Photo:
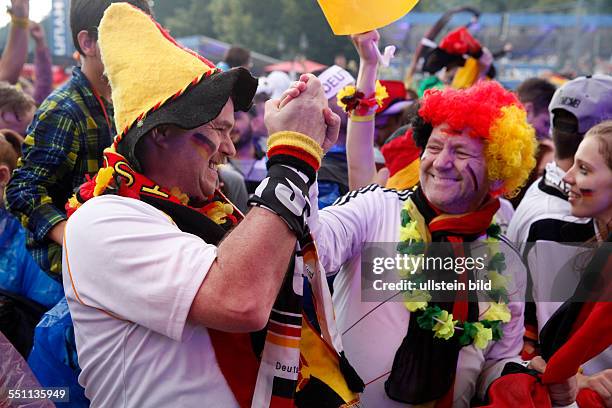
[61,3,365,407]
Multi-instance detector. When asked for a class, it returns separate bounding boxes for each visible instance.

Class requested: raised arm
[29,21,53,105]
[346,30,379,190]
[0,0,29,84]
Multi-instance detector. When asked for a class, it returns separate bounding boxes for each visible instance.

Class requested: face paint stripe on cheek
[192,132,216,158]
[466,163,479,192]
[580,189,594,197]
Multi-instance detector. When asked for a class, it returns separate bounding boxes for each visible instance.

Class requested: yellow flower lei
[432,310,457,340]
[483,301,511,323]
[473,322,493,349]
[397,200,512,350]
[403,289,431,312]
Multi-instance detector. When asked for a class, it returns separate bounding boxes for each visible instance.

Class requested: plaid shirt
[6,67,115,279]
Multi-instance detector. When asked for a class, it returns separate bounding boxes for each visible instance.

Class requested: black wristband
[248,164,311,239]
[266,154,316,186]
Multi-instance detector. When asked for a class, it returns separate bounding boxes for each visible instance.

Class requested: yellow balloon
[318,0,420,35]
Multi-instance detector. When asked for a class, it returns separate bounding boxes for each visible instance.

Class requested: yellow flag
[318,0,419,35]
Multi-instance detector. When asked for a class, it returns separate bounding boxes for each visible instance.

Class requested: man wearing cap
[61,4,343,407]
[507,74,612,369]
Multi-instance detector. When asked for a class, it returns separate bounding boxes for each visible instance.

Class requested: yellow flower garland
[404,289,431,312]
[397,199,511,350]
[432,310,457,340]
[473,322,493,349]
[399,221,421,242]
[488,271,511,291]
[482,301,512,323]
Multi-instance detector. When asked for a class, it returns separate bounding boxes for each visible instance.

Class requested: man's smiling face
[161,100,236,206]
[419,124,490,214]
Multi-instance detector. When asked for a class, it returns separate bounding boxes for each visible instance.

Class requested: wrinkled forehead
[428,124,485,149]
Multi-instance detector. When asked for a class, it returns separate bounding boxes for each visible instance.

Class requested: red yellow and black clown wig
[412,80,537,198]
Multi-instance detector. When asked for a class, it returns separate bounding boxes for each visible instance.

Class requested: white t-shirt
[62,195,238,408]
[494,198,515,236]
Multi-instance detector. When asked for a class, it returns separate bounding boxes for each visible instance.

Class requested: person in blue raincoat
[0,129,62,304]
[1,129,87,406]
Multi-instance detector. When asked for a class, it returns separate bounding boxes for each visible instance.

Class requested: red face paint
[579,189,594,197]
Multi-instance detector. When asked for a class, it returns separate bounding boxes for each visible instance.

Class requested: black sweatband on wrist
[248,163,311,239]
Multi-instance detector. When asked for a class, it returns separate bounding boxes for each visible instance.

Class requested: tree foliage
[154,0,355,64]
[153,0,612,63]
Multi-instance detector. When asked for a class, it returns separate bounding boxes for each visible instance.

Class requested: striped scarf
[386,186,499,407]
[251,238,363,407]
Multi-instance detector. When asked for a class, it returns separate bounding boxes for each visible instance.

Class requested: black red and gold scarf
[385,186,499,407]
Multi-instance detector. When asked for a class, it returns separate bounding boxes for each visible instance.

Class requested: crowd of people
[0,1,611,407]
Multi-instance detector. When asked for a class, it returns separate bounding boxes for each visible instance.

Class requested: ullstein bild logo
[370,278,492,292]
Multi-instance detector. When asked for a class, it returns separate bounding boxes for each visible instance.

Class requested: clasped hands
[264,74,340,153]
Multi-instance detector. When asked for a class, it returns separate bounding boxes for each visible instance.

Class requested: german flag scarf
[66,149,363,408]
[385,186,499,407]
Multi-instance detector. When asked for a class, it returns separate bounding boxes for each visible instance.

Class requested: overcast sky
[0,0,52,27]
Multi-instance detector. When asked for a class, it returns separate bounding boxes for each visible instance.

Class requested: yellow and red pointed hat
[98,3,257,170]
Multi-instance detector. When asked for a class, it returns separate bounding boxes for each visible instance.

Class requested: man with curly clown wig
[302,80,578,407]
